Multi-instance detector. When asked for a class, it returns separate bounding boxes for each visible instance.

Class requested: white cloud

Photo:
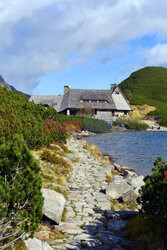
[145,43,167,66]
[0,0,167,92]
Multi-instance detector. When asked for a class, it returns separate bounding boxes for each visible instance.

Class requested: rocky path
[50,139,136,250]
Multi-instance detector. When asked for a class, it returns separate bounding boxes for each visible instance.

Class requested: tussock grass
[82,140,111,164]
[82,140,102,156]
[109,198,138,211]
[106,170,119,183]
[37,225,67,242]
[52,141,69,153]
[32,143,72,197]
[41,149,72,173]
[8,242,27,250]
[130,105,156,119]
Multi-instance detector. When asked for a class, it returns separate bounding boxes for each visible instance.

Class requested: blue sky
[1,0,167,95]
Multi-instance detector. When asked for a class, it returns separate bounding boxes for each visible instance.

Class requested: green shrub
[0,135,44,248]
[128,214,166,249]
[116,117,149,130]
[138,157,167,218]
[0,86,112,150]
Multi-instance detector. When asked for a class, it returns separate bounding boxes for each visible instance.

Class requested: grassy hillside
[119,66,167,126]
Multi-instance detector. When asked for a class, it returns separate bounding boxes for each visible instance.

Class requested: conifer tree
[138,157,167,218]
[0,135,44,248]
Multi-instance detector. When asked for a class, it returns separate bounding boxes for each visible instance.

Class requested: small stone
[24,237,53,250]
[81,239,102,248]
[52,224,80,232]
[62,228,83,235]
[74,233,95,241]
[66,207,76,218]
[82,207,94,215]
[34,231,51,241]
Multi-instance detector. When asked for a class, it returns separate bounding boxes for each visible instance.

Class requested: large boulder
[106,176,131,199]
[41,188,66,224]
[127,175,145,195]
[24,237,53,250]
[121,190,138,203]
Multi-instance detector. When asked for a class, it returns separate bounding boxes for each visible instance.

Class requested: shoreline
[26,136,144,249]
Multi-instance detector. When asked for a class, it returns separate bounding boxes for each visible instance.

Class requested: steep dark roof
[59,89,116,111]
[30,95,63,112]
[30,85,132,112]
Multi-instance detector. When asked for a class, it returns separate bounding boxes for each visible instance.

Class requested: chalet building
[30,84,132,122]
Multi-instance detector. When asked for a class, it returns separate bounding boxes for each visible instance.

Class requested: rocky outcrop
[106,176,132,199]
[41,188,66,224]
[106,169,144,201]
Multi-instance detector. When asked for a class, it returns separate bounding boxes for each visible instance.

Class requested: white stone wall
[95,111,113,122]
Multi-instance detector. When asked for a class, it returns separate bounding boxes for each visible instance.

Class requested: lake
[84,131,167,176]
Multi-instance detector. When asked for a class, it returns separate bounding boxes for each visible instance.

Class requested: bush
[116,117,149,130]
[0,135,44,248]
[138,157,167,218]
[128,214,167,249]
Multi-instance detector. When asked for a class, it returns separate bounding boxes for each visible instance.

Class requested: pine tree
[0,135,44,248]
[138,157,167,219]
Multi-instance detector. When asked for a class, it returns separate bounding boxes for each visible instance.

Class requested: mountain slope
[0,74,30,98]
[119,66,167,126]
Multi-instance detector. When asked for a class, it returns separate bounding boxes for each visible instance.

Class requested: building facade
[30,84,132,122]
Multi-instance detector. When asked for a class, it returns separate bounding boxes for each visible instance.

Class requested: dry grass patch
[52,141,69,153]
[32,145,72,196]
[82,140,112,165]
[36,225,67,242]
[130,105,156,119]
[110,198,137,211]
[8,242,27,250]
[106,170,121,183]
[41,149,72,173]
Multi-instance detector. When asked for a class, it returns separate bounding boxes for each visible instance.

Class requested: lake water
[84,131,167,176]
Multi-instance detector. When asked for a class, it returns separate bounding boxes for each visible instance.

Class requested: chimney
[64,85,70,95]
[110,84,116,90]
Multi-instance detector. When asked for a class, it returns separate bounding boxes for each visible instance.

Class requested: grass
[130,105,156,119]
[52,141,69,153]
[127,214,167,249]
[81,140,111,164]
[116,117,149,130]
[109,198,138,211]
[8,242,27,250]
[41,149,72,173]
[31,142,72,197]
[36,224,68,242]
[119,66,167,126]
[106,170,120,183]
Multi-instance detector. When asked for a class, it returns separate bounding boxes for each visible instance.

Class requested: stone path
[50,139,136,249]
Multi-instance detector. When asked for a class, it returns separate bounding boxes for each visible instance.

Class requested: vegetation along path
[52,139,136,249]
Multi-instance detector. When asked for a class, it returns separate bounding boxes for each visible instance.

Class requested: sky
[1,0,167,95]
